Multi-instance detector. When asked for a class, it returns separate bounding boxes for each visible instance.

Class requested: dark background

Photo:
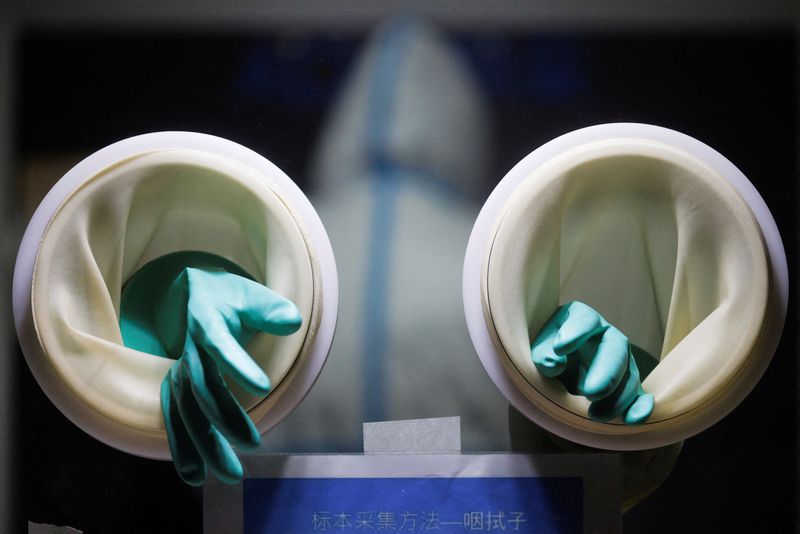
[12,26,797,533]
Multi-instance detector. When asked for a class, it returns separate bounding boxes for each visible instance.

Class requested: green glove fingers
[531,301,655,425]
[552,302,606,355]
[581,326,629,401]
[587,349,643,422]
[181,336,261,450]
[530,307,571,378]
[168,356,243,485]
[120,251,303,486]
[182,268,302,395]
[625,392,655,425]
[238,279,306,336]
[190,311,273,396]
[160,373,206,486]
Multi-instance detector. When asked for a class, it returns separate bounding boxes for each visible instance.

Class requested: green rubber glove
[531,301,654,425]
[120,252,302,485]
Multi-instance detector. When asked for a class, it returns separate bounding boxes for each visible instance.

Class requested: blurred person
[262,17,511,453]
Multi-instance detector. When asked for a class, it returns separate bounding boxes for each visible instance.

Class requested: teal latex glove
[531,301,654,425]
[120,252,302,485]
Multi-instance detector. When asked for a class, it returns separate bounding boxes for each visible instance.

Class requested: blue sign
[244,477,582,533]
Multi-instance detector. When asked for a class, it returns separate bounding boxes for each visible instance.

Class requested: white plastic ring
[13,131,339,460]
[463,123,788,450]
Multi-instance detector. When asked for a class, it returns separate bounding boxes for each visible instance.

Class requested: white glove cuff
[465,123,787,450]
[14,132,338,459]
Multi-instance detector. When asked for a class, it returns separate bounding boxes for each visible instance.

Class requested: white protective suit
[262,18,511,453]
